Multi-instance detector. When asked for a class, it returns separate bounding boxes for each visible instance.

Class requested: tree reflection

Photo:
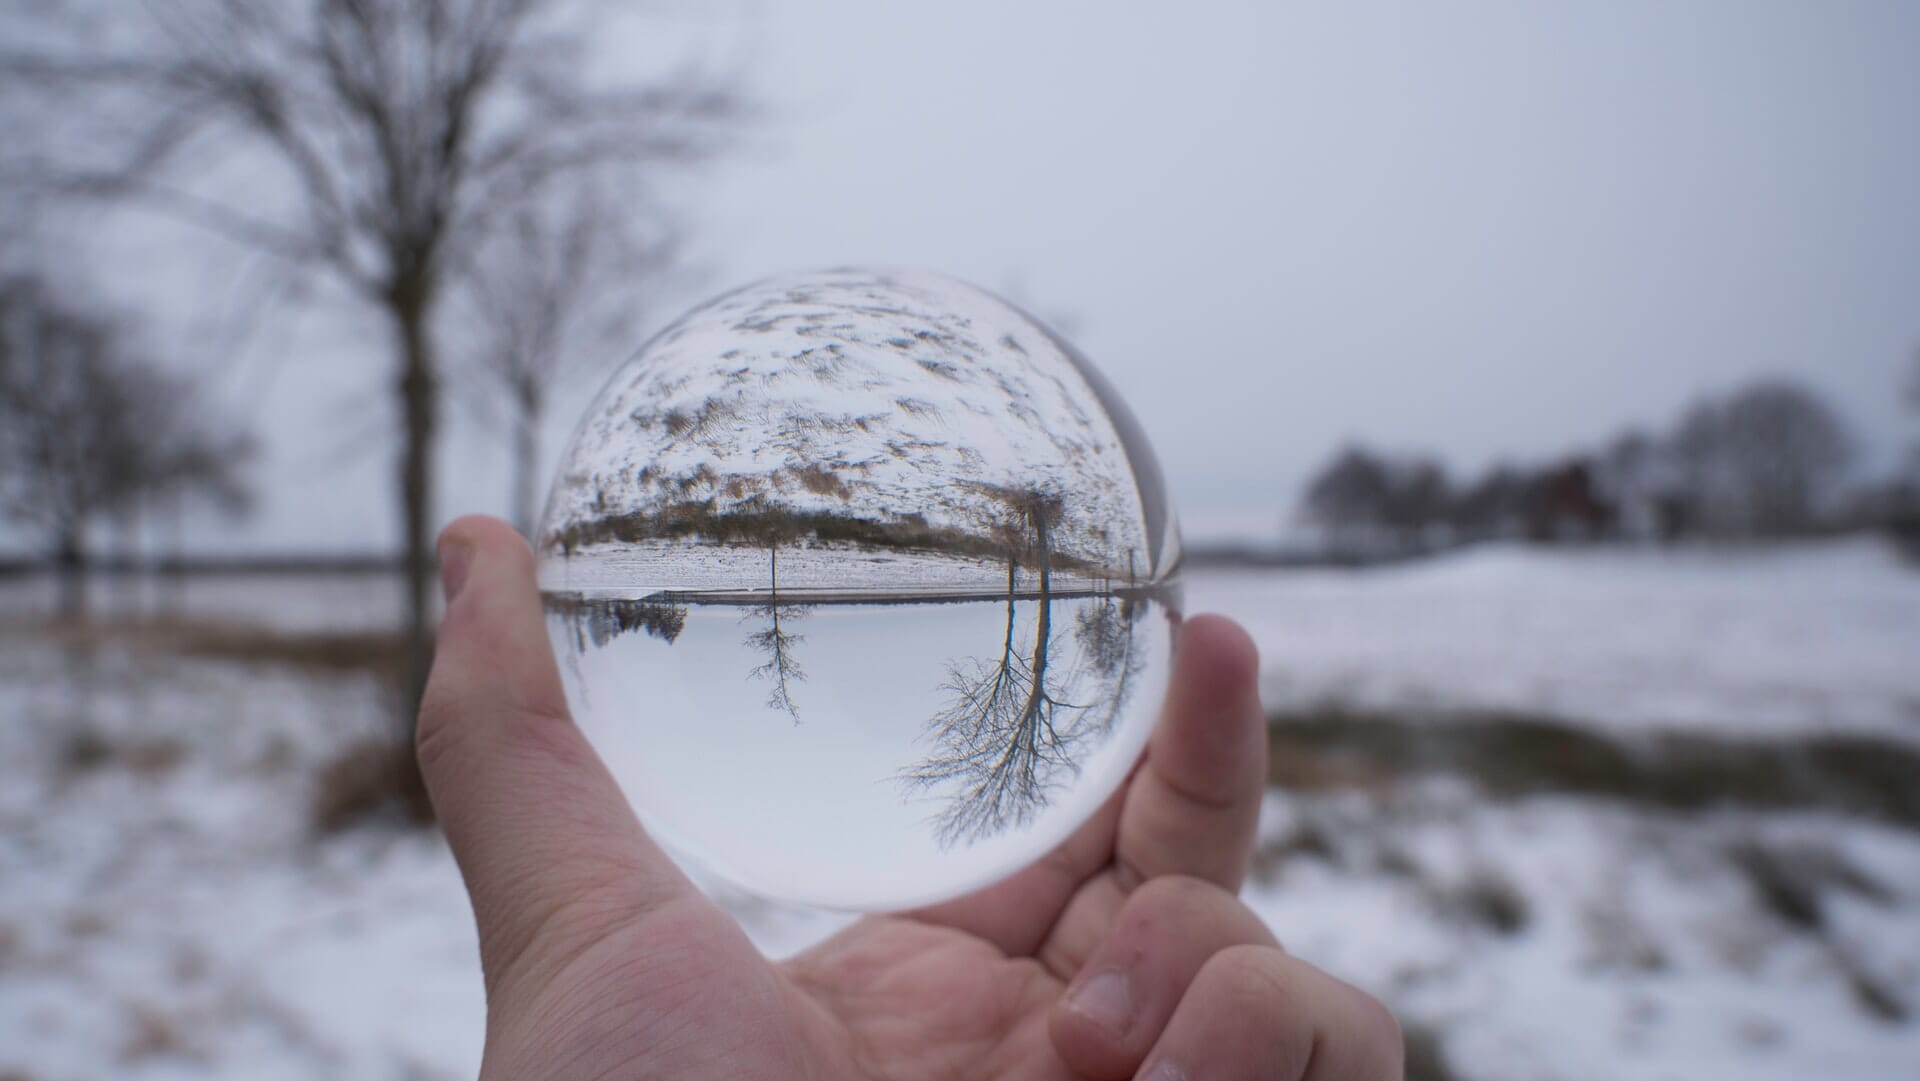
[743,544,808,723]
[546,478,1157,844]
[903,488,1148,847]
[548,594,688,651]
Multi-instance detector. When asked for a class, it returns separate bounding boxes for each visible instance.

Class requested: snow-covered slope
[538,270,1171,593]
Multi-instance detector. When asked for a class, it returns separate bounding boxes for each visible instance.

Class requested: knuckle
[1193,945,1317,1074]
[1204,943,1297,1006]
[1128,872,1226,916]
[1122,874,1279,949]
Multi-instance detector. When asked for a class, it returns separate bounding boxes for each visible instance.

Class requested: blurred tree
[1889,354,1920,552]
[1667,380,1855,537]
[1451,464,1528,540]
[1594,429,1676,541]
[904,486,1092,847]
[1906,351,1920,479]
[1300,444,1451,550]
[1300,445,1394,535]
[0,274,254,616]
[1522,457,1613,542]
[0,277,132,615]
[124,357,258,595]
[1382,457,1451,535]
[456,184,678,536]
[744,543,808,725]
[3,0,740,711]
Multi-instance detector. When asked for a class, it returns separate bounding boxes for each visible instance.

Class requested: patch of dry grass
[1402,1023,1464,1081]
[309,736,433,834]
[1268,705,1920,830]
[20,615,419,687]
[57,726,185,779]
[1434,867,1531,937]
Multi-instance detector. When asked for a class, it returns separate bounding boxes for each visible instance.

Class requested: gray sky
[46,1,1920,549]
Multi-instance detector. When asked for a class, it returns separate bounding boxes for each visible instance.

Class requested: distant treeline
[1298,377,1920,552]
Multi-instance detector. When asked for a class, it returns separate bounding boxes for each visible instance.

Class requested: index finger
[417,515,707,996]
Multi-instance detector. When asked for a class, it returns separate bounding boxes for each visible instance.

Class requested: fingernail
[439,538,474,602]
[1140,1061,1188,1081]
[1064,969,1134,1036]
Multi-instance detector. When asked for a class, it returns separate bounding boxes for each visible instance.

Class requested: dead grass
[309,736,433,834]
[56,727,114,773]
[62,910,110,938]
[57,726,185,779]
[1579,896,1670,974]
[118,1003,197,1065]
[1402,1023,1464,1081]
[1251,815,1343,883]
[1268,705,1920,830]
[25,615,417,687]
[1434,868,1531,936]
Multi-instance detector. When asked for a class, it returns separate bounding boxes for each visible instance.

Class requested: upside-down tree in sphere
[1,0,739,718]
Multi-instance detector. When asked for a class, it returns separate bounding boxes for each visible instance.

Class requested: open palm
[419,516,1401,1080]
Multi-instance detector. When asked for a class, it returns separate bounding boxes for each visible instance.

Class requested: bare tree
[1299,444,1451,549]
[1903,352,1920,483]
[743,543,809,724]
[457,183,679,535]
[123,362,258,607]
[4,0,739,710]
[1300,445,1394,536]
[1383,457,1451,534]
[1668,380,1854,537]
[0,273,254,616]
[549,592,687,651]
[1451,464,1527,540]
[0,277,129,615]
[902,486,1122,847]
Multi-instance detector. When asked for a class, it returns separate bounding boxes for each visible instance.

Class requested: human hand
[418,515,1403,1080]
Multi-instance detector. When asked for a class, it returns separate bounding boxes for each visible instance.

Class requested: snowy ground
[2,539,1918,1079]
[1186,536,1920,742]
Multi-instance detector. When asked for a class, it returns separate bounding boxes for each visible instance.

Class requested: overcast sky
[43,0,1920,549]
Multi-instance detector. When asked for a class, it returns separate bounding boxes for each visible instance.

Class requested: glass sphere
[536,269,1182,911]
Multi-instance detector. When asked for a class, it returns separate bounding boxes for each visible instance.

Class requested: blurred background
[2,2,1918,1078]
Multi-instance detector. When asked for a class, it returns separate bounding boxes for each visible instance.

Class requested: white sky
[32,0,1920,550]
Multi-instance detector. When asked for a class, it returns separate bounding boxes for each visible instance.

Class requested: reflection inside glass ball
[536,269,1182,910]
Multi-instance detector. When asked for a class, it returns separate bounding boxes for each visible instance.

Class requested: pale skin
[419,515,1404,1080]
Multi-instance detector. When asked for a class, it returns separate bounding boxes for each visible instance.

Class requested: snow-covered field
[1187,536,1920,742]
[3,539,1918,1079]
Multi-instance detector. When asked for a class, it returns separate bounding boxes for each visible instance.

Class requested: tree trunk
[56,523,87,621]
[393,291,439,725]
[162,497,187,615]
[511,387,543,539]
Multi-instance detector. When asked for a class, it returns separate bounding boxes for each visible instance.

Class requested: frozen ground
[2,539,1918,1079]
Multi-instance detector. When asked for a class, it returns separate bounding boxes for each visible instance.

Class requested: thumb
[417,514,699,996]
